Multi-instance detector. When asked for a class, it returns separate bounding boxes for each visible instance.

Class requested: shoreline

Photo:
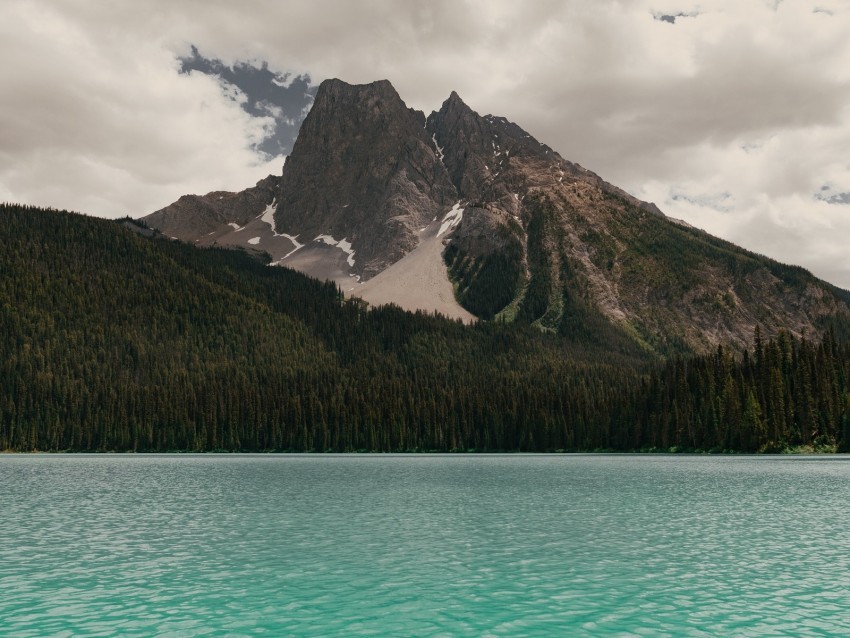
[2,448,845,456]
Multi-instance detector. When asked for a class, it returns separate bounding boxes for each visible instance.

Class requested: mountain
[276,79,458,279]
[146,174,280,241]
[142,79,850,355]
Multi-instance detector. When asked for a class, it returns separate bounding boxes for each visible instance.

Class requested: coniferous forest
[2,203,849,452]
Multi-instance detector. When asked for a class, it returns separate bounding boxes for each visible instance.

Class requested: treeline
[1,203,849,452]
[627,328,850,452]
[444,221,524,321]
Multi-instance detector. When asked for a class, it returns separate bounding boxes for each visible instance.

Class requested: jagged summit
[324,77,395,93]
[142,79,850,354]
[275,78,456,279]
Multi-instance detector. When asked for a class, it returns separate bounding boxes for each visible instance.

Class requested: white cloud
[0,1,284,217]
[1,0,849,288]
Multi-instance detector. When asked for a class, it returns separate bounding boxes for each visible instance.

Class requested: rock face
[145,175,279,240]
[427,91,849,352]
[275,79,457,278]
[142,79,850,354]
[427,91,662,216]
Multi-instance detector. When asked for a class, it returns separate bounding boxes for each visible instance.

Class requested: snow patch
[438,202,464,237]
[248,237,261,245]
[337,238,353,255]
[259,198,307,260]
[432,134,445,163]
[280,235,303,259]
[260,199,278,231]
[315,234,356,267]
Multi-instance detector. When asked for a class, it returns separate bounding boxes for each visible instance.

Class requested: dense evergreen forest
[2,203,849,452]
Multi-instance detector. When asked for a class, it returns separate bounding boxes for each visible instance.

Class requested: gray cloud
[653,12,698,23]
[178,46,315,157]
[2,0,849,289]
[817,186,850,205]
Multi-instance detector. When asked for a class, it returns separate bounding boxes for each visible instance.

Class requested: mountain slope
[142,79,850,354]
[1,203,647,452]
[145,174,280,241]
[4,203,850,453]
[425,91,849,353]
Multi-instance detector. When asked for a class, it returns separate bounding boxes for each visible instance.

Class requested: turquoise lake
[2,454,849,636]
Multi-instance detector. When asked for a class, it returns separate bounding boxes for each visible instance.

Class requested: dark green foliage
[517,195,555,323]
[558,277,646,359]
[117,216,150,229]
[444,229,523,320]
[624,328,850,452]
[0,203,641,452]
[2,204,849,453]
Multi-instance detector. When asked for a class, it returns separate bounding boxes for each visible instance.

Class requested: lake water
[2,454,849,636]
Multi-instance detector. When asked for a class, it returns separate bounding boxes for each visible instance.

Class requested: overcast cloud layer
[2,0,849,289]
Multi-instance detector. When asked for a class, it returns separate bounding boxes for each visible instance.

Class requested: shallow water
[2,454,849,636]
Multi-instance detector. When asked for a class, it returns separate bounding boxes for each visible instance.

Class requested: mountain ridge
[142,78,850,355]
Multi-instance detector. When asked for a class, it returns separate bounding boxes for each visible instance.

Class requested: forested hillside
[631,328,850,452]
[2,204,849,452]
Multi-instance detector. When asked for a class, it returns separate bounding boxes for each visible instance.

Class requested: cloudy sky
[2,0,849,289]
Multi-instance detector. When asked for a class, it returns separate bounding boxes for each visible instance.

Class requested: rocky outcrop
[274,79,457,278]
[144,175,279,240]
[427,92,661,217]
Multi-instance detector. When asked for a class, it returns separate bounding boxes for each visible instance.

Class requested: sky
[2,0,849,289]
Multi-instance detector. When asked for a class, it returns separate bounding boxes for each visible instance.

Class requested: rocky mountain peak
[311,78,405,117]
[427,93,498,203]
[274,79,457,278]
[142,78,849,354]
[441,90,470,113]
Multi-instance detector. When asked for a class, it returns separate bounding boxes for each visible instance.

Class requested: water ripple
[2,454,850,636]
